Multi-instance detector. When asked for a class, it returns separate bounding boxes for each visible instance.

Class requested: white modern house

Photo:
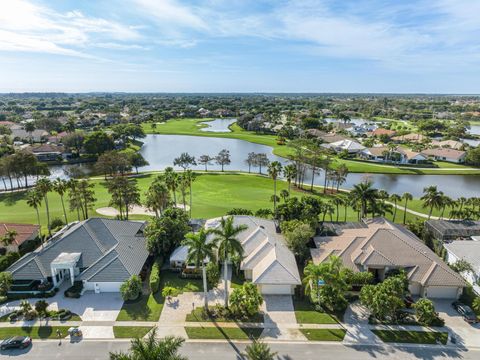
[444,240,480,295]
[323,139,366,154]
[170,216,301,295]
[7,218,148,294]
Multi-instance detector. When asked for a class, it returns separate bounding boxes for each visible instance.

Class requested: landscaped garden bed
[186,305,264,323]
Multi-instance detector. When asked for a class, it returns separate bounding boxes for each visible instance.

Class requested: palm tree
[421,186,443,219]
[350,181,378,219]
[331,197,344,223]
[402,192,413,224]
[35,178,52,236]
[389,194,401,223]
[109,329,186,360]
[163,167,178,206]
[303,262,323,303]
[267,161,282,218]
[244,340,277,360]
[212,216,247,307]
[52,178,69,225]
[280,189,289,202]
[182,229,216,310]
[1,229,17,247]
[184,169,197,218]
[440,195,453,219]
[26,189,42,232]
[145,179,170,218]
[283,164,297,192]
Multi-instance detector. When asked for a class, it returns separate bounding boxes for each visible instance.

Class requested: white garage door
[260,285,293,295]
[425,286,459,299]
[95,282,122,293]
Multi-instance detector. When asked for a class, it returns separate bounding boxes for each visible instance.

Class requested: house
[26,143,66,161]
[360,147,427,164]
[323,139,365,154]
[421,148,467,163]
[425,220,480,241]
[431,140,464,150]
[392,133,427,143]
[368,128,397,138]
[7,218,148,293]
[318,133,351,144]
[310,218,465,299]
[444,240,480,294]
[170,216,301,295]
[10,128,49,142]
[0,223,40,253]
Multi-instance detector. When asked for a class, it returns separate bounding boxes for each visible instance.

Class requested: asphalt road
[0,340,476,360]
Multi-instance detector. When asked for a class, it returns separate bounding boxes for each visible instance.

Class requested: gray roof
[426,220,480,237]
[8,218,148,283]
[444,241,480,273]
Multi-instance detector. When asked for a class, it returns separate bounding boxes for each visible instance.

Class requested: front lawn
[185,306,264,323]
[184,326,263,340]
[161,270,203,295]
[230,271,246,289]
[116,291,163,322]
[372,330,448,344]
[300,328,346,341]
[113,326,154,338]
[0,326,71,339]
[293,299,339,324]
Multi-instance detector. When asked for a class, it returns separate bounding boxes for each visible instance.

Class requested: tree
[162,167,179,206]
[36,178,52,236]
[283,164,297,192]
[473,297,480,313]
[229,282,263,318]
[84,131,115,155]
[212,216,247,307]
[34,300,49,317]
[95,151,131,178]
[19,300,32,314]
[466,147,480,166]
[109,329,186,360]
[206,262,220,289]
[198,155,213,171]
[26,189,42,237]
[414,298,439,326]
[182,229,216,310]
[245,152,256,173]
[62,132,84,156]
[303,262,323,305]
[244,340,277,360]
[215,149,231,171]
[107,177,141,220]
[255,153,270,174]
[0,272,12,296]
[145,207,190,256]
[267,161,282,218]
[421,186,444,219]
[389,194,401,222]
[350,181,378,219]
[144,178,170,218]
[53,179,69,225]
[450,259,473,273]
[402,192,413,224]
[173,152,196,172]
[281,220,315,262]
[128,152,149,174]
[77,179,96,219]
[120,275,142,301]
[1,230,17,247]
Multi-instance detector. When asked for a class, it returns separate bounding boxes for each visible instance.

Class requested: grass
[185,307,264,323]
[113,326,153,338]
[230,272,246,289]
[184,326,263,340]
[372,330,448,344]
[293,299,339,324]
[0,326,71,339]
[116,291,164,322]
[300,329,346,341]
[161,270,202,295]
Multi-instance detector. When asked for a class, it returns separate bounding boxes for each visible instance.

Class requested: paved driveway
[261,295,306,341]
[435,300,480,347]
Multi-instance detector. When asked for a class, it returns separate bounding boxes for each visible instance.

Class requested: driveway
[435,300,480,348]
[261,295,306,341]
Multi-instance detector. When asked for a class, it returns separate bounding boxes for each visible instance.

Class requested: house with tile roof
[0,223,40,254]
[311,218,465,299]
[421,148,467,163]
[7,218,148,294]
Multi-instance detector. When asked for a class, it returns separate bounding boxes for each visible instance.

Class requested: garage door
[425,286,459,299]
[96,282,122,293]
[260,285,293,295]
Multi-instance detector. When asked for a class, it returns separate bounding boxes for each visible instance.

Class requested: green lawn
[293,299,339,324]
[0,326,71,339]
[372,330,448,344]
[116,291,163,322]
[300,328,346,341]
[161,270,203,295]
[230,271,246,289]
[113,326,154,338]
[185,307,264,323]
[184,326,263,340]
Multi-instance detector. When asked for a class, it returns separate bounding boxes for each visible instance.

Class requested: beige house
[0,223,40,253]
[421,148,467,163]
[311,218,465,299]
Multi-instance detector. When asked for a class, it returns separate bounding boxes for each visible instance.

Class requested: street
[0,340,476,360]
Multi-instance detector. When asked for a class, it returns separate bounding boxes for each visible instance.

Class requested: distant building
[431,140,464,150]
[425,220,480,241]
[323,139,365,154]
[0,223,40,253]
[421,148,467,163]
[392,133,428,143]
[368,128,397,138]
[360,147,427,164]
[26,143,66,161]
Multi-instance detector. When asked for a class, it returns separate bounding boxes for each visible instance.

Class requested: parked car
[0,336,32,350]
[452,301,478,323]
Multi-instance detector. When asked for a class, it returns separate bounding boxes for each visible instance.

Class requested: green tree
[389,194,401,222]
[162,167,179,206]
[109,329,186,360]
[77,179,96,219]
[26,189,42,237]
[229,282,263,318]
[212,216,247,307]
[206,262,220,290]
[421,186,444,219]
[120,275,142,301]
[107,177,141,220]
[36,178,52,236]
[281,220,315,262]
[128,152,149,174]
[52,178,69,225]
[84,131,115,155]
[215,149,231,171]
[414,298,438,326]
[182,229,216,310]
[34,300,49,317]
[1,229,17,247]
[267,161,282,218]
[173,152,196,172]
[243,340,277,360]
[350,181,378,218]
[402,192,413,224]
[0,272,13,296]
[144,178,170,218]
[198,155,213,171]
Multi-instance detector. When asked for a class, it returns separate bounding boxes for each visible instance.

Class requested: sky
[0,0,479,93]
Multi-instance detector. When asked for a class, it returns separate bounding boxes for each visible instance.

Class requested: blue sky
[0,0,479,93]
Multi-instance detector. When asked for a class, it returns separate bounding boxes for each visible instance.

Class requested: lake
[200,118,237,132]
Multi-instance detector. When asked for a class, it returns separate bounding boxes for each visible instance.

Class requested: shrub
[149,261,161,293]
[24,310,38,321]
[226,208,253,216]
[415,298,442,326]
[162,286,177,299]
[64,282,83,298]
[35,300,49,316]
[206,262,220,289]
[50,218,65,231]
[120,275,142,301]
[0,253,20,272]
[0,272,13,296]
[229,282,263,318]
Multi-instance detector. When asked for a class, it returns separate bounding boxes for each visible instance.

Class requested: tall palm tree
[267,161,282,218]
[440,195,453,219]
[163,167,178,206]
[26,189,42,232]
[184,169,197,218]
[350,181,378,219]
[283,164,297,192]
[212,216,247,307]
[52,178,69,225]
[109,329,186,360]
[145,179,170,218]
[421,186,443,219]
[389,194,401,223]
[182,229,216,310]
[35,178,52,236]
[331,197,344,223]
[402,192,413,224]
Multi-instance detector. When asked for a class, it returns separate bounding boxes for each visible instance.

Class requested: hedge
[149,262,161,293]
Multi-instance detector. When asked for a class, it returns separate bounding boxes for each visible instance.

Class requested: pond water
[199,118,237,133]
[2,134,478,198]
